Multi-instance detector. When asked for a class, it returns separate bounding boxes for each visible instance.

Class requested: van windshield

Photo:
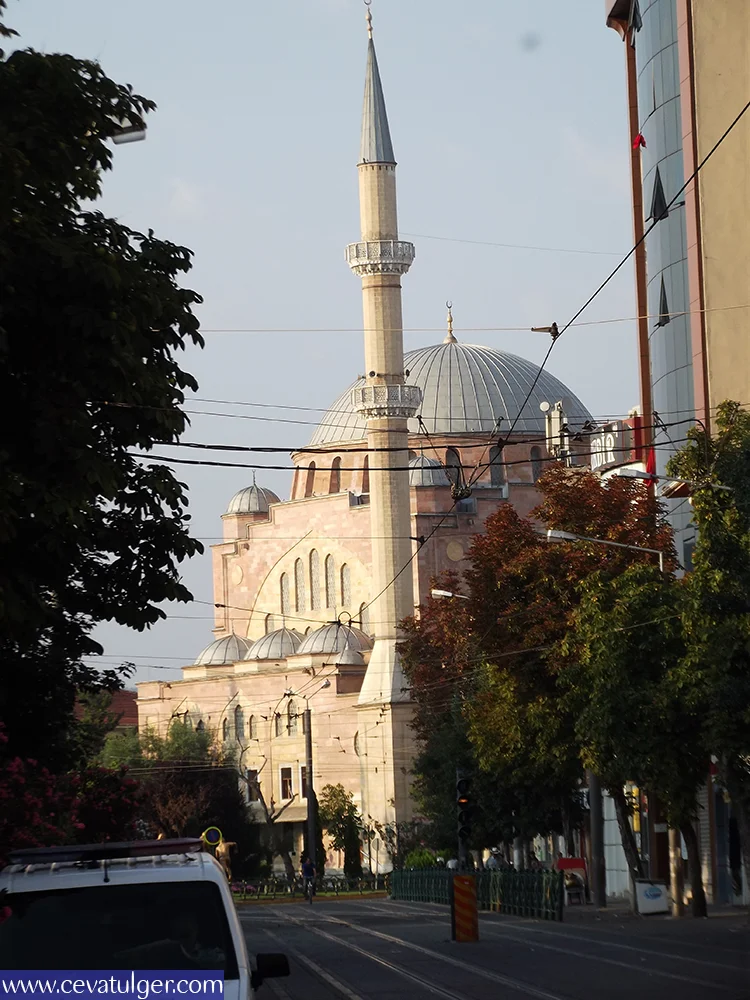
[0,880,239,975]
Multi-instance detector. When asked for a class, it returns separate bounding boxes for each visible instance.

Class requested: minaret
[346,6,420,827]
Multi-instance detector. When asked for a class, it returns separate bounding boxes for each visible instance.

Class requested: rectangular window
[247,768,259,802]
[281,766,293,800]
[300,766,308,799]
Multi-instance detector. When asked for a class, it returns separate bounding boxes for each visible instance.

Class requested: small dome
[296,623,374,656]
[226,481,280,515]
[195,633,252,666]
[409,454,450,487]
[247,627,303,660]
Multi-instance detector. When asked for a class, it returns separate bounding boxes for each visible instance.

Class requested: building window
[247,769,260,803]
[280,573,291,616]
[288,700,298,737]
[657,277,670,327]
[234,706,245,742]
[264,614,273,635]
[489,445,505,486]
[359,602,370,634]
[305,462,316,497]
[330,456,342,493]
[325,555,335,609]
[281,767,293,800]
[275,713,284,738]
[300,765,308,799]
[362,456,370,494]
[353,732,361,757]
[295,558,306,613]
[248,714,257,740]
[310,550,320,610]
[530,446,543,482]
[340,564,351,607]
[222,718,229,742]
[445,448,463,487]
[456,497,476,514]
[648,165,669,222]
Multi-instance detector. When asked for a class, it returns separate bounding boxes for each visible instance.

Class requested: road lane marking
[286,912,568,1000]
[262,927,366,1000]
[478,923,737,991]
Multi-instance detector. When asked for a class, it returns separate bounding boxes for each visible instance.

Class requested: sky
[9,0,640,684]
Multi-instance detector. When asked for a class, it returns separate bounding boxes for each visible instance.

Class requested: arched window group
[340,564,351,607]
[489,445,505,487]
[294,558,306,613]
[325,554,336,609]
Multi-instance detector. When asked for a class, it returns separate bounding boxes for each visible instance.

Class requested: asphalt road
[240,897,750,1000]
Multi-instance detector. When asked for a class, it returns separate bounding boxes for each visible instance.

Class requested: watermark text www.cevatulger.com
[1,974,223,1000]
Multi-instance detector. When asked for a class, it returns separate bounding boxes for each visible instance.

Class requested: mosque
[136,12,592,871]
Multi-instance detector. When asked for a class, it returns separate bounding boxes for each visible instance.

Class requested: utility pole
[304,706,317,870]
[586,769,607,907]
[668,828,685,917]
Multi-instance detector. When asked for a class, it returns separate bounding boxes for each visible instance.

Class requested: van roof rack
[7,838,204,866]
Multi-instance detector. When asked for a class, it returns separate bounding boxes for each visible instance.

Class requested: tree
[563,564,708,915]
[319,783,363,877]
[0,3,203,766]
[669,401,750,898]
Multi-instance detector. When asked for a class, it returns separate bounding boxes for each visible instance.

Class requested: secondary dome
[195,633,252,666]
[247,627,303,660]
[296,623,374,656]
[226,481,280,515]
[409,454,450,487]
[307,341,591,446]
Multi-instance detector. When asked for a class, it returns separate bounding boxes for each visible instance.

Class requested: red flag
[645,447,656,477]
[633,133,646,149]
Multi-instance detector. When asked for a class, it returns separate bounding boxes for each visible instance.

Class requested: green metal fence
[391,869,564,921]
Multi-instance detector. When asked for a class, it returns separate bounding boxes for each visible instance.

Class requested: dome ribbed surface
[195,634,252,666]
[226,483,280,515]
[296,624,374,656]
[307,342,591,446]
[247,627,303,660]
[409,454,450,487]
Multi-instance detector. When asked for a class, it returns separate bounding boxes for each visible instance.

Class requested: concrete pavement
[240,897,750,1000]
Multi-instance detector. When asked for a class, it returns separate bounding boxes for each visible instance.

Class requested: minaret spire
[360,4,395,165]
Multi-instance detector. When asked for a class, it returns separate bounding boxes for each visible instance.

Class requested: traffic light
[456,773,473,844]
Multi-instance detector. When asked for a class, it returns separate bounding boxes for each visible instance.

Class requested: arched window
[310,550,320,610]
[530,446,543,482]
[325,555,335,609]
[196,719,205,733]
[408,450,417,462]
[489,445,505,487]
[330,456,342,493]
[234,705,245,742]
[340,564,351,607]
[362,456,370,494]
[305,462,316,497]
[222,718,229,742]
[294,558,306,613]
[445,448,463,487]
[274,713,284,738]
[288,700,298,737]
[359,602,370,634]
[248,714,257,740]
[280,573,291,616]
[264,613,273,634]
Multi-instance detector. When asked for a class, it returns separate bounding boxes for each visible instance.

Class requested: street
[240,898,750,1000]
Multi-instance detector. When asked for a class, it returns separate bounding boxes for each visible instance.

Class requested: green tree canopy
[0,4,203,765]
[319,783,363,877]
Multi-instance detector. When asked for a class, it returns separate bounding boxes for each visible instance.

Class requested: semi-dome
[409,454,450,487]
[247,627,303,660]
[195,633,252,666]
[226,480,280,515]
[307,340,592,446]
[296,623,374,656]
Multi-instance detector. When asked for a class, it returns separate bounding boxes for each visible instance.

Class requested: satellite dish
[539,401,550,413]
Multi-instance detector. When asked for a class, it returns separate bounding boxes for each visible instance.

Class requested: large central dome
[308,340,591,446]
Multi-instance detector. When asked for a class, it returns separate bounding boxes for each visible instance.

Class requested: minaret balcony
[345,240,415,276]
[351,383,422,420]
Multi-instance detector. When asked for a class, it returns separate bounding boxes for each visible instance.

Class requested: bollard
[450,874,479,942]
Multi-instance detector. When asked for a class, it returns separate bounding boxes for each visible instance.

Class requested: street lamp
[613,467,732,498]
[545,528,665,574]
[111,116,147,144]
[431,589,470,601]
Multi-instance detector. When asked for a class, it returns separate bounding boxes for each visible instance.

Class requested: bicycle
[303,876,314,905]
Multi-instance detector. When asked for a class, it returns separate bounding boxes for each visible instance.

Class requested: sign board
[451,875,479,942]
[635,880,669,915]
[590,423,622,472]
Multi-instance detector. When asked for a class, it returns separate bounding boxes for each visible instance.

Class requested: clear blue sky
[9,0,638,682]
